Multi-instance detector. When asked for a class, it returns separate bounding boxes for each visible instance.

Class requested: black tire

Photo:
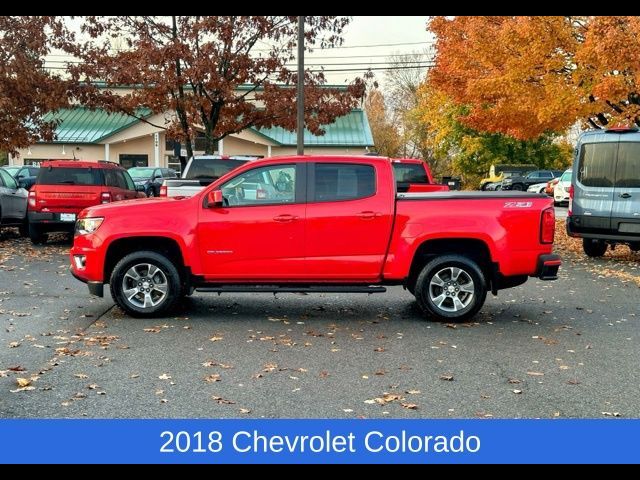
[583,239,607,258]
[110,250,182,317]
[480,183,488,191]
[511,184,524,191]
[19,218,29,237]
[414,254,487,322]
[147,187,156,198]
[28,223,47,245]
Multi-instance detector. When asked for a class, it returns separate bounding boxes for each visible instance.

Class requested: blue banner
[0,419,637,464]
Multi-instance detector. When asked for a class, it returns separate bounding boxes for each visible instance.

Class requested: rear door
[305,161,394,281]
[611,140,640,235]
[573,139,618,231]
[117,170,140,200]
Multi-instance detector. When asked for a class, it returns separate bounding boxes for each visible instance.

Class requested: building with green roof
[11,105,374,172]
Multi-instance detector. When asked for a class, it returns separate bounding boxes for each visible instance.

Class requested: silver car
[0,168,28,235]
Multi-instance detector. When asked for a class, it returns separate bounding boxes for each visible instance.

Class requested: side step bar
[196,285,387,294]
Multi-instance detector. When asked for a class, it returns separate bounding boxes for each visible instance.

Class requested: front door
[198,163,306,281]
[611,140,640,235]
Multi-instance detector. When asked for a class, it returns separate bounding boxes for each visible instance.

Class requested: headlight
[75,217,104,236]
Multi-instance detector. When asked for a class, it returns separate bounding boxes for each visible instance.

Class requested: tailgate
[165,180,208,198]
[35,186,102,212]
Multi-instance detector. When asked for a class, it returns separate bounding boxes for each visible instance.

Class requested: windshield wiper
[57,180,76,185]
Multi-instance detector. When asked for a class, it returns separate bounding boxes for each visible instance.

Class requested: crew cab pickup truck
[70,155,561,321]
[161,155,258,198]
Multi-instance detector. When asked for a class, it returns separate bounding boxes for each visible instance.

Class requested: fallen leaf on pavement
[205,374,221,383]
[8,366,26,372]
[527,371,545,377]
[508,378,521,384]
[88,384,99,390]
[405,389,421,395]
[401,403,418,410]
[439,375,454,381]
[74,373,89,379]
[512,389,523,394]
[9,342,20,348]
[212,396,235,405]
[239,408,251,414]
[143,328,161,333]
[364,399,377,404]
[209,335,223,342]
[16,378,31,388]
[158,374,172,380]
[319,371,329,378]
[373,347,385,353]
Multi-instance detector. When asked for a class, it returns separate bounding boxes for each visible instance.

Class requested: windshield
[128,168,155,179]
[392,163,428,184]
[561,170,572,182]
[3,167,20,176]
[37,167,103,186]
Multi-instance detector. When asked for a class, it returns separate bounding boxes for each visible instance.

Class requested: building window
[119,154,149,169]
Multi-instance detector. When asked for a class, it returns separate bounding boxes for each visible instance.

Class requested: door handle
[357,211,381,220]
[619,193,632,199]
[273,214,299,223]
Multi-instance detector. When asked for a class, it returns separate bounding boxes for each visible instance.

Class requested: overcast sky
[308,16,433,86]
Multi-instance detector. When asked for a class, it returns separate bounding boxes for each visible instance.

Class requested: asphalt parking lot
[0,221,638,419]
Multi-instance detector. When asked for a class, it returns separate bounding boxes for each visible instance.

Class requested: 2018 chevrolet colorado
[70,155,560,321]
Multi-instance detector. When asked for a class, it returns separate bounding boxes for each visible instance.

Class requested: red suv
[28,160,143,244]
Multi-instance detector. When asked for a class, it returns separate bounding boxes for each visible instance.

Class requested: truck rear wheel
[583,239,607,258]
[110,251,182,317]
[414,254,487,322]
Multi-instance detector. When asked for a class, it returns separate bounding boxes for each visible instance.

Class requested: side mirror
[207,190,224,208]
[154,175,162,180]
[17,175,25,179]
[17,180,27,189]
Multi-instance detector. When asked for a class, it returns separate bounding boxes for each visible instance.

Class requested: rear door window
[615,143,640,188]
[38,167,103,186]
[577,143,617,187]
[313,164,376,202]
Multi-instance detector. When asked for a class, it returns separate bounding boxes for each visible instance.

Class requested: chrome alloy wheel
[121,263,169,309]
[428,266,475,313]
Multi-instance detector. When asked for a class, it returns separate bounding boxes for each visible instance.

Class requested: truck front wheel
[110,251,182,317]
[414,254,487,322]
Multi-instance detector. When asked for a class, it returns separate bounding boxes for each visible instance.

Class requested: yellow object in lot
[479,164,537,190]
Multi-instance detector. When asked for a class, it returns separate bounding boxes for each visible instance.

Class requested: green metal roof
[253,110,374,147]
[41,107,151,144]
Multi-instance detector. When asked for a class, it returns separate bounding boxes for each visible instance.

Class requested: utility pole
[297,16,305,156]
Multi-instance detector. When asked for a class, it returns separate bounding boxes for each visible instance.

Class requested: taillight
[568,185,574,216]
[160,185,167,197]
[540,207,555,244]
[101,192,112,204]
[28,190,36,208]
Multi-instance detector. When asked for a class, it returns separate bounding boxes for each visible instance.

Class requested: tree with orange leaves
[429,16,640,139]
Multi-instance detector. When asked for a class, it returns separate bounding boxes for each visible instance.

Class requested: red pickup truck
[70,156,560,321]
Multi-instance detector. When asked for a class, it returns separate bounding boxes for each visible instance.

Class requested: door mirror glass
[207,189,224,208]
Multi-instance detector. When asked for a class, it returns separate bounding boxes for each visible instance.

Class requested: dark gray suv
[566,127,640,257]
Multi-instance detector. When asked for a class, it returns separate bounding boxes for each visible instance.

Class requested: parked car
[70,155,560,322]
[161,155,259,198]
[527,182,548,194]
[0,169,28,236]
[12,165,40,190]
[28,160,144,244]
[553,169,572,206]
[485,181,502,191]
[479,164,536,191]
[567,127,640,257]
[502,170,564,191]
[128,167,177,197]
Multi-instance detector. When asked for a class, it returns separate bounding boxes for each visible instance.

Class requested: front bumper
[535,254,561,280]
[70,267,104,297]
